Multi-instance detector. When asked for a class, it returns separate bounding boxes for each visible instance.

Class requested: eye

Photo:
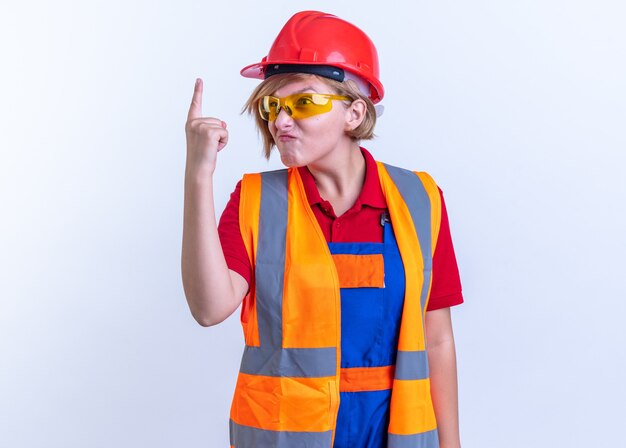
[263,96,279,109]
[295,95,314,106]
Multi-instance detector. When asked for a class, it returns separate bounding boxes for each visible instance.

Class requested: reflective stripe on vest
[383,163,432,315]
[388,429,440,448]
[230,163,441,448]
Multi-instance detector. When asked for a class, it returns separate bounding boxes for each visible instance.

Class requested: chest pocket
[331,253,384,288]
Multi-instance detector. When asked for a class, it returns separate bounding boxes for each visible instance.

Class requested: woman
[182,11,463,448]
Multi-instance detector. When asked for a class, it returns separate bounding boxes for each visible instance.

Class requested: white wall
[1,1,624,446]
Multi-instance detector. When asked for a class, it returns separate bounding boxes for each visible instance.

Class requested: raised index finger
[187,78,203,120]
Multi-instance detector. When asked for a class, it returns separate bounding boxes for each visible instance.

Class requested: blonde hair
[242,73,377,159]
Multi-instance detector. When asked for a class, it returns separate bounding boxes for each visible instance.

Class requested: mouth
[277,133,296,142]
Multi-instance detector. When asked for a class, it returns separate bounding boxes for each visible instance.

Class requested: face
[267,76,353,168]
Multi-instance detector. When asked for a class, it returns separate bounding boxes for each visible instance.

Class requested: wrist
[185,163,215,184]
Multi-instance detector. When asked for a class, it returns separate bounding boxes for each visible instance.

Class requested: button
[380,212,390,226]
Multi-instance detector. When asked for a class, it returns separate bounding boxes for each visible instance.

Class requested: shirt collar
[297,147,387,209]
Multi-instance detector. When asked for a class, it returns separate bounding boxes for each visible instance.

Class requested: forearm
[427,338,461,448]
[181,168,239,326]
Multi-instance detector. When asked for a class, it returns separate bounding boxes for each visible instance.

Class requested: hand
[184,78,229,175]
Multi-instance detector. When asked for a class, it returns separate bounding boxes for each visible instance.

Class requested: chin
[280,158,305,168]
[278,152,305,168]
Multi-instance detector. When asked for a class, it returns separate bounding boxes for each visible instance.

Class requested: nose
[273,107,294,129]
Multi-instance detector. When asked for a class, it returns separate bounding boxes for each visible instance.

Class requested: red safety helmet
[240,11,384,103]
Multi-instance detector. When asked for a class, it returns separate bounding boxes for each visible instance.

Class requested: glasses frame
[258,93,351,122]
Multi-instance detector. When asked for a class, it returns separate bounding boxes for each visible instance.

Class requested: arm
[181,78,248,327]
[425,307,461,448]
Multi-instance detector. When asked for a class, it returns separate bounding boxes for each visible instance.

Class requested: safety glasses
[258,93,351,121]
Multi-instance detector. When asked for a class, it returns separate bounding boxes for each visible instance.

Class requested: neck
[307,143,366,213]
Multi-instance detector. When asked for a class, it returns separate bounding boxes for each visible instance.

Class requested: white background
[1,0,625,446]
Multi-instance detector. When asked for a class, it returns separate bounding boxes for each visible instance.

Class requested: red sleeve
[217,180,252,285]
[426,187,464,311]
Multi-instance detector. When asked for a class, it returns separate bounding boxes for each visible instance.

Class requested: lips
[277,133,296,142]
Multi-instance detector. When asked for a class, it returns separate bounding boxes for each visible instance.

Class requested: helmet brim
[240,62,265,79]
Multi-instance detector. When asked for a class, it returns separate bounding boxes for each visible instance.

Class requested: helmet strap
[264,64,345,81]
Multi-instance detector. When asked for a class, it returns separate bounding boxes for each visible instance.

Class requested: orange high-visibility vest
[228,162,442,448]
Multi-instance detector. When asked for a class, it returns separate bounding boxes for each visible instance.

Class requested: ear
[344,99,367,132]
